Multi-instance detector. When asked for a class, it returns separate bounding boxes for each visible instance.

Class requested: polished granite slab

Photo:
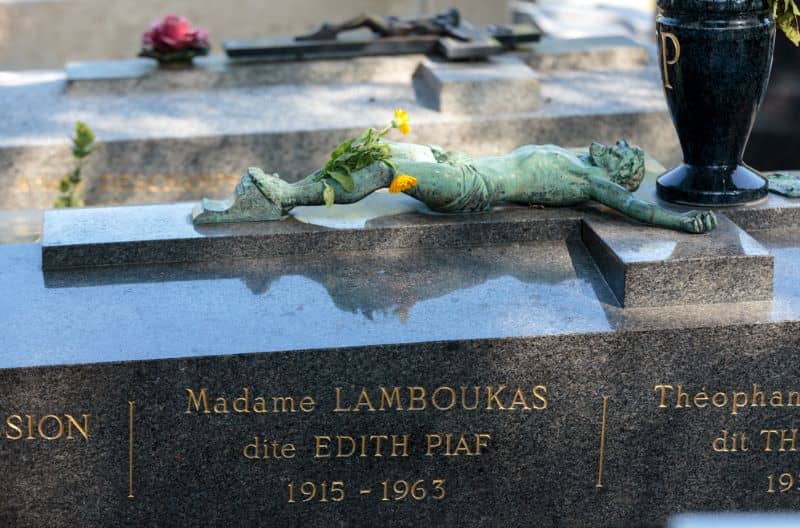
[582,213,773,307]
[7,219,800,527]
[5,223,800,370]
[40,194,580,270]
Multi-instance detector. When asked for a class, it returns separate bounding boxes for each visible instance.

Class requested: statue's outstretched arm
[588,176,716,234]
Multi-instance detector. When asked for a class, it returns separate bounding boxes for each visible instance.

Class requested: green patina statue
[193,114,716,234]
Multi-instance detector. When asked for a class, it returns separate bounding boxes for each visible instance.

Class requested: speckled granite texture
[5,180,800,525]
[65,55,425,95]
[412,55,541,114]
[4,229,800,526]
[582,213,773,307]
[524,36,650,72]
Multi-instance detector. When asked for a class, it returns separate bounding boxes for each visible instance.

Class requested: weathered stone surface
[0,65,677,210]
[524,36,650,72]
[65,55,423,95]
[412,55,540,114]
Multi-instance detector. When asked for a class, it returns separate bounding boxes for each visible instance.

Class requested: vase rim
[657,0,770,12]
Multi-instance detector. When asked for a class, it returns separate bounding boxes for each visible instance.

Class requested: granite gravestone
[0,33,660,212]
[4,158,800,526]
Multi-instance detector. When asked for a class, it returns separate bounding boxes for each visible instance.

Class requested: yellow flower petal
[393,108,410,135]
[389,174,417,194]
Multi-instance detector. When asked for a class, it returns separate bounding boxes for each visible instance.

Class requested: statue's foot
[679,210,717,234]
[192,167,285,225]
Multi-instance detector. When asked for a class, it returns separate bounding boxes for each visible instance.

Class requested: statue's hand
[679,210,717,234]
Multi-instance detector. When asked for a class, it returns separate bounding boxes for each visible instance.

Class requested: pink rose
[142,15,209,53]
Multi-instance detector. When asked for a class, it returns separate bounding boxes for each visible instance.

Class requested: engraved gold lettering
[432,387,456,411]
[693,391,709,408]
[337,436,356,458]
[233,388,250,413]
[391,434,410,457]
[713,430,749,452]
[731,391,748,415]
[353,389,375,412]
[315,435,332,458]
[328,385,549,413]
[37,415,64,440]
[213,397,229,414]
[65,414,90,440]
[243,437,297,459]
[655,384,800,414]
[508,388,531,411]
[299,396,316,413]
[780,429,798,452]
[655,384,673,408]
[752,384,766,407]
[379,387,402,411]
[407,387,427,411]
[486,386,506,410]
[425,433,491,456]
[185,388,210,414]
[271,396,295,413]
[676,385,690,408]
[333,387,350,412]
[5,415,22,440]
[461,386,480,410]
[532,385,548,410]
[425,433,442,456]
[3,414,90,441]
[660,31,681,90]
[253,397,268,413]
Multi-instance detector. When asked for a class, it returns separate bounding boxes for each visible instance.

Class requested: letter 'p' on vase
[656,0,776,206]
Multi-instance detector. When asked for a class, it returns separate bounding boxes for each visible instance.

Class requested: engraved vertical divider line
[596,395,609,489]
[128,401,134,499]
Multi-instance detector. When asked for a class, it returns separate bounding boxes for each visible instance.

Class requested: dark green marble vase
[656,0,776,205]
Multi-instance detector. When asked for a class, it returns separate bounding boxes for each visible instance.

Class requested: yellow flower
[389,174,417,194]
[393,108,411,135]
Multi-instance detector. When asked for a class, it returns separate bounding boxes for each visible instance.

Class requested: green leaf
[68,168,81,184]
[329,170,355,192]
[323,182,335,207]
[59,179,70,193]
[330,138,354,160]
[777,10,800,45]
[73,121,95,149]
[72,145,93,159]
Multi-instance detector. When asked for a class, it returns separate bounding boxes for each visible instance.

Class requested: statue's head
[589,139,645,191]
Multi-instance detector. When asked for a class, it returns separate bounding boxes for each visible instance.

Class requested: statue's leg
[192,168,287,224]
[395,161,493,213]
[287,162,395,205]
